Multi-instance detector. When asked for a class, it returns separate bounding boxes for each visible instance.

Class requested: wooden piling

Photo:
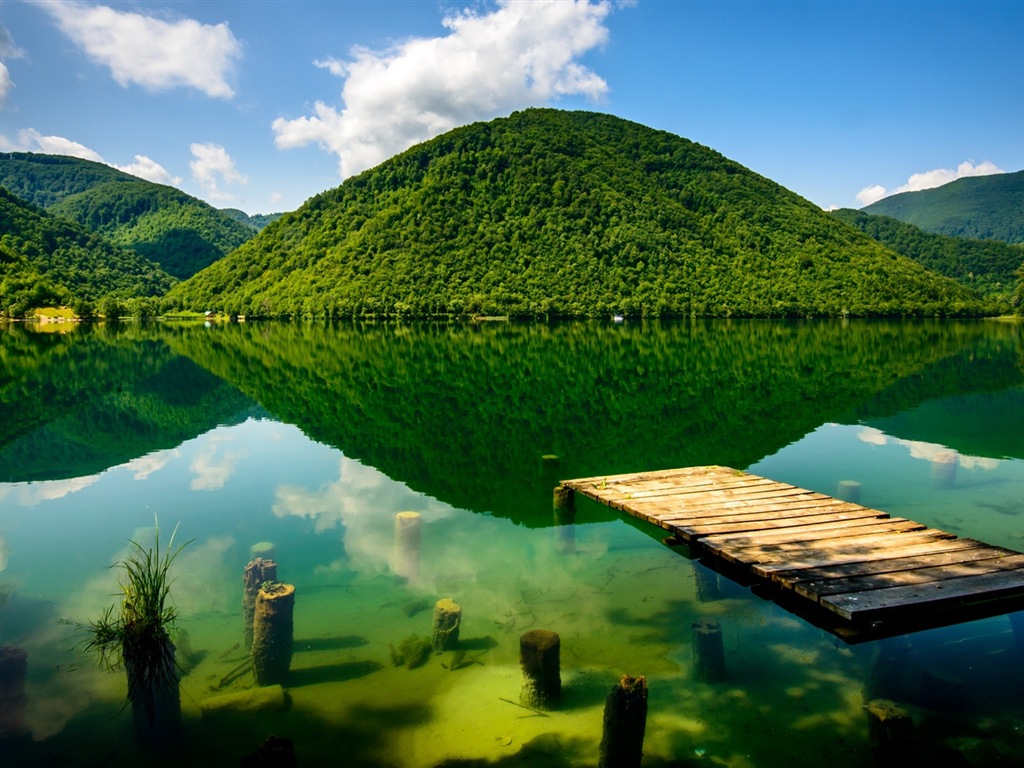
[692,620,725,682]
[249,541,276,561]
[243,558,278,650]
[931,451,958,490]
[0,646,27,739]
[252,582,295,686]
[694,564,720,602]
[836,479,861,504]
[520,629,560,709]
[393,512,422,581]
[865,698,913,766]
[554,485,577,554]
[431,598,462,651]
[598,675,648,768]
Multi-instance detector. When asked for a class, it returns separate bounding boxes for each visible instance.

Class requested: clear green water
[1,318,1023,766]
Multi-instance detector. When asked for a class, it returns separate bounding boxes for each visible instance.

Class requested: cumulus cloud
[190,142,247,201]
[0,127,104,161]
[35,0,240,98]
[273,0,613,179]
[115,154,182,186]
[857,160,1005,206]
[0,24,24,106]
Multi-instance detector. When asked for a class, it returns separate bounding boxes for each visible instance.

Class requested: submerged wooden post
[393,511,422,581]
[249,541,276,562]
[598,675,648,768]
[865,698,914,766]
[431,598,462,651]
[692,620,725,682]
[520,629,560,709]
[243,558,278,650]
[252,582,295,686]
[0,646,28,739]
[931,451,958,490]
[836,480,861,504]
[553,485,576,555]
[694,564,720,602]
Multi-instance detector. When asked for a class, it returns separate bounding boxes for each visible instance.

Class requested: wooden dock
[559,465,1024,641]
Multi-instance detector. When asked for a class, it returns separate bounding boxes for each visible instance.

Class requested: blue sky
[0,0,1021,214]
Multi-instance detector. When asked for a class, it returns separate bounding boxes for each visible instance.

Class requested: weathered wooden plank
[563,465,733,490]
[820,568,1024,621]
[602,476,787,502]
[771,542,1015,588]
[752,538,987,578]
[795,553,1024,601]
[643,494,842,522]
[699,518,922,551]
[716,528,956,565]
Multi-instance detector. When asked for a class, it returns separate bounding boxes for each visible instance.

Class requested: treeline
[0,187,175,317]
[831,208,1023,307]
[168,109,993,319]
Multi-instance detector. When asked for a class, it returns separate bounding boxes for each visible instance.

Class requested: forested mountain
[831,208,1024,306]
[0,152,257,278]
[861,170,1024,243]
[221,208,284,231]
[169,109,990,319]
[0,187,175,316]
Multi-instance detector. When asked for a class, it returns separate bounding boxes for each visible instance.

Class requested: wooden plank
[715,528,956,566]
[563,465,733,490]
[768,540,1000,586]
[820,568,1024,621]
[795,553,1024,601]
[669,508,890,540]
[644,494,841,522]
[751,538,988,578]
[699,518,922,551]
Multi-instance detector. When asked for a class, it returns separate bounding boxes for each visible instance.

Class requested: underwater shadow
[287,659,383,686]
[296,634,368,652]
[432,733,591,768]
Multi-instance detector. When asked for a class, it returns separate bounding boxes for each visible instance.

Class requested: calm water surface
[1,319,1023,766]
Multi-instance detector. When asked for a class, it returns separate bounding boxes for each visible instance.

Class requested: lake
[1,318,1023,766]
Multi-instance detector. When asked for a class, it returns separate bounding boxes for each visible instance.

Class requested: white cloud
[857,160,1004,207]
[0,127,104,161]
[35,0,240,98]
[115,154,182,186]
[272,0,613,179]
[189,142,247,201]
[189,441,246,490]
[0,24,23,106]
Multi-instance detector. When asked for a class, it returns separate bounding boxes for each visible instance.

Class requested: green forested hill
[221,208,283,231]
[861,170,1024,243]
[831,208,1024,305]
[49,181,256,278]
[0,187,175,316]
[169,109,990,319]
[0,152,256,278]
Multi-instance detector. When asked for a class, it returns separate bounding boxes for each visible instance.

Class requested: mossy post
[865,698,914,766]
[431,598,462,651]
[249,541,276,562]
[692,620,725,682]
[836,480,861,504]
[0,646,28,739]
[243,558,278,650]
[553,485,576,555]
[252,582,295,686]
[519,629,560,709]
[393,512,422,582]
[931,451,958,490]
[598,675,648,768]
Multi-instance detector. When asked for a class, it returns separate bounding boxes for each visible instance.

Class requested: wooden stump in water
[931,451,958,490]
[431,598,462,651]
[249,541,276,562]
[520,629,560,709]
[553,485,577,555]
[252,582,295,686]
[865,698,913,766]
[694,564,720,602]
[243,558,278,650]
[598,675,648,768]
[0,646,28,739]
[692,620,725,682]
[836,479,861,504]
[393,512,421,582]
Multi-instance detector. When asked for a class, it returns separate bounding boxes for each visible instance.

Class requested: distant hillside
[170,109,989,319]
[221,208,284,231]
[861,170,1024,244]
[0,152,256,278]
[831,208,1024,305]
[0,187,175,316]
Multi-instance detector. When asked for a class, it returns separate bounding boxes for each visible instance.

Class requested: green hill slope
[0,187,175,316]
[861,170,1024,243]
[50,181,256,279]
[0,152,257,278]
[831,208,1024,305]
[169,109,989,319]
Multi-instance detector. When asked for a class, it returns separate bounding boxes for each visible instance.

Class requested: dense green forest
[169,109,991,319]
[831,208,1023,306]
[0,187,175,317]
[49,180,256,278]
[862,169,1024,243]
[0,152,257,279]
[221,208,284,231]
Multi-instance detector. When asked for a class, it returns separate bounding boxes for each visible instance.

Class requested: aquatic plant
[389,634,432,669]
[83,522,190,746]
